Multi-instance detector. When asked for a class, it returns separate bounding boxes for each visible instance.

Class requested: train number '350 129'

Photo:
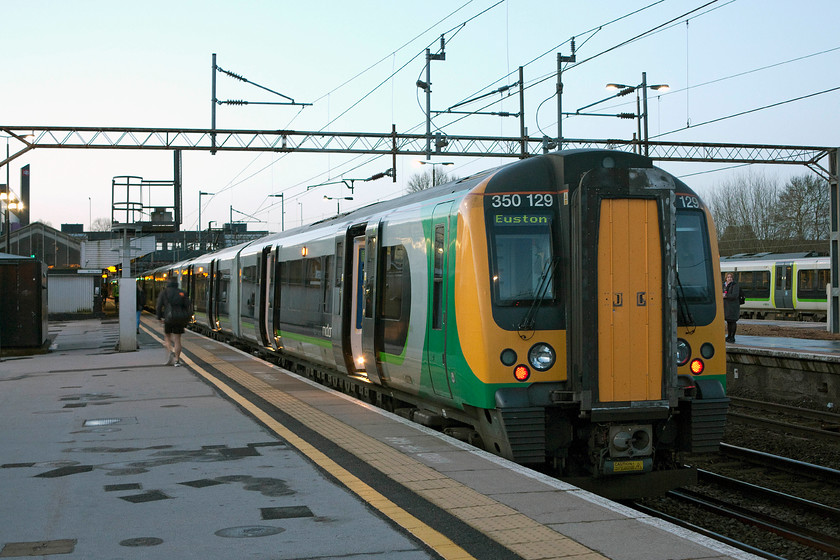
[490,193,554,208]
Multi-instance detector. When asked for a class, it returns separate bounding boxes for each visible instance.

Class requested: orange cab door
[597,198,663,402]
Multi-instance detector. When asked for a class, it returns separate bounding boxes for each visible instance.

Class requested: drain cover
[83,417,137,427]
[119,537,163,547]
[261,506,313,520]
[214,526,285,538]
[0,539,76,556]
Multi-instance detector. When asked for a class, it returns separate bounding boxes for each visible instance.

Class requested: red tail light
[513,365,531,382]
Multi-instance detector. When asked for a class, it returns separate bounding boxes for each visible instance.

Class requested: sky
[2,0,839,234]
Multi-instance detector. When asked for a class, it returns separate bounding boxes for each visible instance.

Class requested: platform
[730,319,840,355]
[0,316,760,560]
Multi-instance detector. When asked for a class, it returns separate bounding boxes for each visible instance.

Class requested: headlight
[676,338,691,366]
[528,343,555,371]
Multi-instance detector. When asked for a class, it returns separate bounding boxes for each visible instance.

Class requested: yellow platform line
[142,324,475,560]
[143,321,604,560]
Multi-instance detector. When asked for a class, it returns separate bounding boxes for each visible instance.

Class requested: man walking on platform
[156,277,193,366]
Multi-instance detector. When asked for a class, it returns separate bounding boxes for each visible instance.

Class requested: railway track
[682,470,840,555]
[728,396,840,442]
[635,398,840,559]
[636,452,840,559]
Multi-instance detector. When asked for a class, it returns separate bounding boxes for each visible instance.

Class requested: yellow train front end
[446,151,728,499]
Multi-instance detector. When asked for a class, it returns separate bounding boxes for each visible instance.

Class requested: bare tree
[705,171,829,255]
[705,171,780,255]
[406,169,458,193]
[91,217,113,231]
[774,174,829,243]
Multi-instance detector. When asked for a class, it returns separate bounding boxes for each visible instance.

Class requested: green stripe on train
[277,330,332,349]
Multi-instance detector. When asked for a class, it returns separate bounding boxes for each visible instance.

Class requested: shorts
[164,322,186,335]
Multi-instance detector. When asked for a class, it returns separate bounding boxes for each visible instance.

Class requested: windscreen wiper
[517,256,560,333]
[675,272,696,334]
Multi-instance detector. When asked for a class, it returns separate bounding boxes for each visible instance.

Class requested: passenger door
[361,221,384,384]
[349,236,366,375]
[260,246,276,348]
[774,262,793,309]
[425,202,453,398]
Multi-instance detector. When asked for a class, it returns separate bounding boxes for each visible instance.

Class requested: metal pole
[5,139,9,253]
[557,54,562,150]
[556,42,576,151]
[642,71,649,156]
[636,92,642,155]
[519,66,526,159]
[198,191,214,249]
[830,148,839,333]
[211,53,217,155]
[425,48,431,161]
[269,193,284,231]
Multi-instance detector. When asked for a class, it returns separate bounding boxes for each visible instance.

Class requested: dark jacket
[136,287,147,311]
[156,280,192,323]
[723,280,742,322]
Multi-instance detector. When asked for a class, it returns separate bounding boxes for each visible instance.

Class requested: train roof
[138,149,699,278]
[721,251,825,261]
[720,255,830,269]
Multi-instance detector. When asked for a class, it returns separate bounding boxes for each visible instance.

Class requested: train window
[364,235,377,319]
[432,225,444,330]
[194,273,207,313]
[775,265,792,290]
[335,242,343,288]
[307,258,322,287]
[241,264,258,319]
[490,220,554,304]
[379,245,411,353]
[675,210,716,325]
[381,245,407,320]
[323,256,333,314]
[797,268,829,301]
[288,260,304,286]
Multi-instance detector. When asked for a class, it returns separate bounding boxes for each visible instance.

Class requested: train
[141,149,729,499]
[720,255,830,321]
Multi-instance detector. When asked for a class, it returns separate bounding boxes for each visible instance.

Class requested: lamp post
[198,191,214,250]
[418,160,453,187]
[1,134,33,253]
[2,196,22,254]
[269,193,285,231]
[324,195,353,214]
[2,137,9,253]
[605,72,669,156]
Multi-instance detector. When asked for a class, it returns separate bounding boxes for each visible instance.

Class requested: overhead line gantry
[0,124,838,331]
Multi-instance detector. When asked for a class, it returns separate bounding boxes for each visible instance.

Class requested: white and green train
[720,255,830,321]
[143,149,729,499]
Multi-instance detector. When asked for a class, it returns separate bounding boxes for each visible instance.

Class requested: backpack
[739,293,746,305]
[165,289,193,327]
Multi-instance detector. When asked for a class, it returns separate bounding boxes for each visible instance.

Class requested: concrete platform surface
[0,317,762,560]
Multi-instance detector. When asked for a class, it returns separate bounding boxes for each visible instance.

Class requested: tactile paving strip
[183,334,604,560]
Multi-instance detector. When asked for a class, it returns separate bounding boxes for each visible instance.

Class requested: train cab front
[559,152,728,498]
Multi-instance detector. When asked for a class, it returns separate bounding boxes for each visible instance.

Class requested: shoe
[165,352,175,366]
[173,361,182,367]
